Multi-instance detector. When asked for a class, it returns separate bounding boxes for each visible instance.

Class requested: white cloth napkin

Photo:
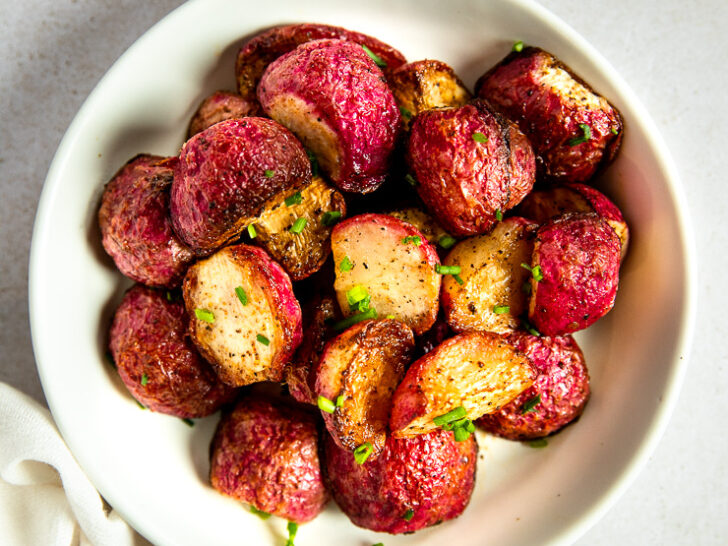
[0,382,149,546]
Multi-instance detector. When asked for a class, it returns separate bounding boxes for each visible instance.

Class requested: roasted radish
[331,213,440,335]
[182,244,302,386]
[390,331,535,438]
[187,90,261,138]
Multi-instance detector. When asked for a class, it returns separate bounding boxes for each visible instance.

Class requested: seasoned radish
[258,39,401,193]
[170,117,311,254]
[187,90,261,138]
[528,213,621,336]
[182,244,302,386]
[331,213,441,335]
[314,319,414,457]
[251,175,346,281]
[517,183,629,258]
[477,332,590,440]
[236,23,407,102]
[388,59,472,131]
[390,331,535,438]
[286,295,339,405]
[441,217,537,334]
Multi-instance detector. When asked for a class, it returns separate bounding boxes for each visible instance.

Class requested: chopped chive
[520,262,543,282]
[194,308,215,323]
[435,264,461,275]
[346,285,369,308]
[521,394,541,414]
[568,123,592,146]
[249,505,271,520]
[399,106,412,120]
[284,192,302,206]
[495,209,503,222]
[339,256,354,272]
[289,217,307,234]
[611,127,619,135]
[264,169,275,178]
[321,210,342,226]
[493,305,510,314]
[438,235,456,249]
[403,235,422,246]
[235,286,248,306]
[135,400,146,410]
[472,132,488,143]
[385,314,395,319]
[528,438,548,448]
[285,521,298,546]
[247,224,257,238]
[256,334,270,346]
[317,395,336,413]
[521,319,541,337]
[361,44,387,68]
[405,173,417,187]
[403,508,415,521]
[453,274,465,285]
[453,426,472,442]
[512,40,525,52]
[353,442,374,465]
[165,291,174,301]
[306,149,319,176]
[465,420,475,433]
[181,418,195,427]
[433,406,467,426]
[332,307,378,331]
[373,543,384,546]
[336,395,344,407]
[141,373,149,386]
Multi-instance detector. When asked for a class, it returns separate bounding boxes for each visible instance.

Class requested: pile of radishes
[100,23,628,541]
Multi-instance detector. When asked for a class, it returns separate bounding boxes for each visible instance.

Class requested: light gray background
[1,0,725,544]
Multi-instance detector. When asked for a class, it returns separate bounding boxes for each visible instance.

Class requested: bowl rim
[28,0,697,544]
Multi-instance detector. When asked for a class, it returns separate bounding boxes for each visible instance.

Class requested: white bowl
[29,0,696,544]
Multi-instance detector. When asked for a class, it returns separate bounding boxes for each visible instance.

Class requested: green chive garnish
[256,334,270,346]
[453,274,465,285]
[247,224,257,238]
[135,400,146,410]
[289,217,307,234]
[435,264,461,275]
[385,314,395,319]
[403,508,414,521]
[403,235,422,246]
[611,127,619,135]
[353,442,374,465]
[568,123,592,146]
[285,521,298,546]
[521,319,541,337]
[317,395,336,414]
[181,418,194,427]
[472,132,488,143]
[373,543,384,546]
[361,44,387,68]
[235,286,248,306]
[285,192,302,206]
[336,395,344,407]
[332,308,378,331]
[194,308,215,323]
[306,149,319,176]
[453,426,472,442]
[493,305,510,314]
[346,285,369,308]
[340,256,354,272]
[438,235,456,249]
[433,406,467,426]
[249,505,271,520]
[141,373,149,386]
[321,210,342,226]
[528,438,548,448]
[521,394,541,414]
[512,40,525,52]
[520,262,543,282]
[405,173,417,187]
[495,209,503,222]
[264,169,275,178]
[399,106,412,120]
[165,291,174,301]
